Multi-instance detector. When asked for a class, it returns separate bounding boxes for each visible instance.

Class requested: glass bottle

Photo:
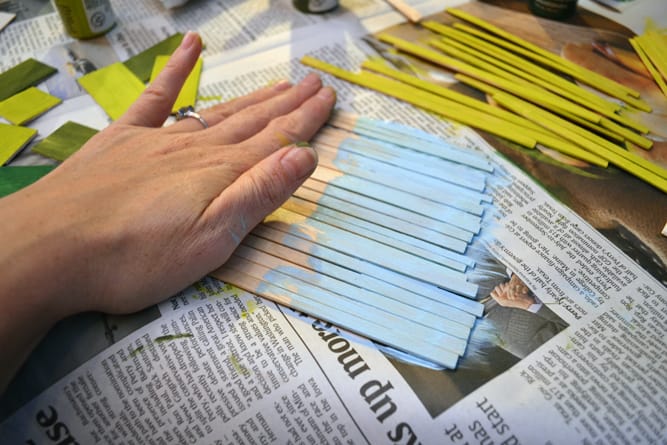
[54,0,116,39]
[528,0,578,20]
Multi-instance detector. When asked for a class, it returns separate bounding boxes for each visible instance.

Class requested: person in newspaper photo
[0,31,336,393]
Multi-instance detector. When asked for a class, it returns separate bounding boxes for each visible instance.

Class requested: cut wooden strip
[493,92,667,191]
[214,265,461,368]
[242,234,478,327]
[302,178,476,244]
[233,244,473,343]
[445,8,642,100]
[348,115,494,172]
[225,255,468,356]
[301,56,538,149]
[315,126,487,192]
[293,185,472,262]
[425,21,622,114]
[263,208,479,297]
[315,142,486,215]
[360,59,552,139]
[251,224,484,316]
[312,166,482,233]
[282,195,469,269]
[629,37,667,96]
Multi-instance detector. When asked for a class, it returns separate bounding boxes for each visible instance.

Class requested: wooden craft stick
[314,142,487,215]
[629,37,667,97]
[361,59,552,137]
[292,185,472,260]
[214,265,461,368]
[445,8,642,100]
[224,256,469,354]
[301,178,477,244]
[494,93,667,191]
[281,195,470,269]
[232,244,473,342]
[598,117,652,149]
[302,56,538,149]
[428,26,622,115]
[311,166,483,233]
[379,33,604,124]
[263,208,479,297]
[384,0,422,23]
[251,224,483,316]
[253,224,483,316]
[242,233,477,326]
[315,125,488,192]
[332,113,494,172]
[427,21,623,114]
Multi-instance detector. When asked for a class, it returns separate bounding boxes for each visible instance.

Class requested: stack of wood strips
[301,8,667,194]
[214,112,493,369]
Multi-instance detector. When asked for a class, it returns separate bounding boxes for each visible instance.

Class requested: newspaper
[1,1,667,443]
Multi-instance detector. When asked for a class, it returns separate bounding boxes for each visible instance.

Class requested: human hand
[0,31,336,320]
[489,274,536,310]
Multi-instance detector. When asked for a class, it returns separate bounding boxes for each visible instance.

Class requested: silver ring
[175,105,208,129]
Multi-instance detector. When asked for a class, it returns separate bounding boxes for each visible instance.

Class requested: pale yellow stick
[454,73,620,143]
[379,33,603,123]
[360,60,606,166]
[450,22,652,114]
[445,8,642,99]
[423,21,621,114]
[637,31,667,80]
[493,93,667,191]
[630,37,667,97]
[437,35,619,116]
[361,59,551,136]
[301,55,537,148]
[449,75,608,166]
[436,35,649,137]
[384,0,422,23]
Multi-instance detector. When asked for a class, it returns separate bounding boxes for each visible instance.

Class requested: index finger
[117,31,203,128]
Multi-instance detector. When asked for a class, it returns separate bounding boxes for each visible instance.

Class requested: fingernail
[281,143,318,180]
[181,31,200,50]
[301,72,321,86]
[316,86,335,100]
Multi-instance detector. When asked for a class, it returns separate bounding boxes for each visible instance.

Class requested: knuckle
[247,169,288,209]
[142,82,170,102]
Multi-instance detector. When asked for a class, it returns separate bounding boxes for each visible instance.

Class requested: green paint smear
[129,345,145,357]
[32,121,98,161]
[123,33,184,83]
[154,332,193,343]
[197,95,222,102]
[0,165,55,197]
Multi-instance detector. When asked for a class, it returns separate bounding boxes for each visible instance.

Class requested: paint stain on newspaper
[230,354,251,377]
[241,300,258,319]
[130,332,193,356]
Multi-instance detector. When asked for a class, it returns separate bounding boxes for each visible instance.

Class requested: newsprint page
[1,2,666,444]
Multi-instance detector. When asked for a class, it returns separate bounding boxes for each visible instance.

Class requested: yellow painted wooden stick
[630,37,667,97]
[379,33,603,123]
[361,59,551,136]
[301,55,537,148]
[445,8,642,100]
[424,21,621,114]
[493,93,667,191]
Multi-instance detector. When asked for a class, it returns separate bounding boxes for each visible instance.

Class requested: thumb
[213,142,318,247]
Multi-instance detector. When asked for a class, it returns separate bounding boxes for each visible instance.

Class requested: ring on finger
[175,105,209,129]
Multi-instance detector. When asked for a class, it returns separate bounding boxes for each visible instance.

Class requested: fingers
[206,143,318,252]
[117,31,203,127]
[167,79,293,133]
[204,73,334,145]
